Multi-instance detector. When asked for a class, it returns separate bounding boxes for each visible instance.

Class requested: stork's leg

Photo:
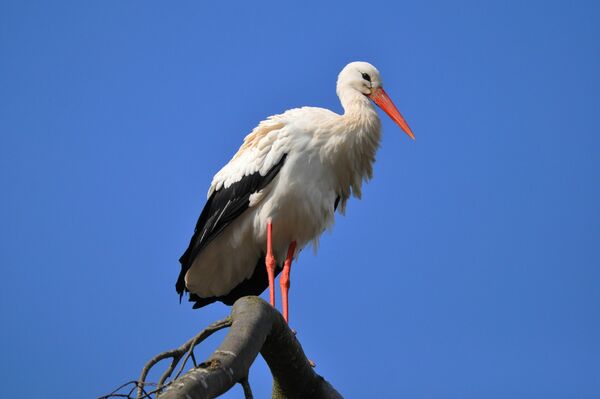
[266,221,276,306]
[280,241,297,323]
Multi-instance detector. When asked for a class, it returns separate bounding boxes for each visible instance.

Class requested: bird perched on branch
[177,61,414,323]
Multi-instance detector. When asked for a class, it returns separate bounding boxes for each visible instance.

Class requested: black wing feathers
[176,154,288,298]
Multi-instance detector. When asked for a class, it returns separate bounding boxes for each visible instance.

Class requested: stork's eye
[361,73,371,82]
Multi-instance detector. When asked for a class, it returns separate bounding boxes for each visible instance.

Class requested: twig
[239,377,253,399]
[97,381,157,399]
[172,328,211,381]
[136,316,232,399]
[98,381,139,399]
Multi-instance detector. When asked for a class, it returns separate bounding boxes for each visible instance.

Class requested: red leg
[266,221,276,306]
[280,241,297,323]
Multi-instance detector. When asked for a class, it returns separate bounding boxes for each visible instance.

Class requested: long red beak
[368,87,415,140]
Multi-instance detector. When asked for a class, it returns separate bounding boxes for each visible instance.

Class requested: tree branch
[161,296,342,399]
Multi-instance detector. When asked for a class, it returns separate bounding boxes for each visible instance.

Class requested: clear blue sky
[1,1,599,398]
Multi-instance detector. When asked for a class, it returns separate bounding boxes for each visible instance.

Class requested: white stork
[177,61,414,323]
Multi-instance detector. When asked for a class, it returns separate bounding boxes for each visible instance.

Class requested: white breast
[255,148,339,252]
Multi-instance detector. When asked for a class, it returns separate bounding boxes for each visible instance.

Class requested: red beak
[368,87,415,140]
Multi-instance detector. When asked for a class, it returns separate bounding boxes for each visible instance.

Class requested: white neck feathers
[323,87,382,212]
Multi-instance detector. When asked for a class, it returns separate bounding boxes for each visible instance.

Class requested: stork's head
[337,61,415,140]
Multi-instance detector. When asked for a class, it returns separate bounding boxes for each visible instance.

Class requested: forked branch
[136,317,233,398]
[162,296,342,399]
[101,296,342,399]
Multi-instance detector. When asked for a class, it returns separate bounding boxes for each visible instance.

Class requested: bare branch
[239,377,253,399]
[98,381,156,399]
[136,317,232,398]
[101,296,342,399]
[161,296,342,399]
[99,381,138,399]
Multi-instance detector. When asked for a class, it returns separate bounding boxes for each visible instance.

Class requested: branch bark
[161,296,342,399]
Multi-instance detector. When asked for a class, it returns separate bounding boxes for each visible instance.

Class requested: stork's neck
[327,87,382,210]
[337,87,381,140]
[339,88,377,122]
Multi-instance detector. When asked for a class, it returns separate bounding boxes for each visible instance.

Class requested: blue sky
[1,1,599,398]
